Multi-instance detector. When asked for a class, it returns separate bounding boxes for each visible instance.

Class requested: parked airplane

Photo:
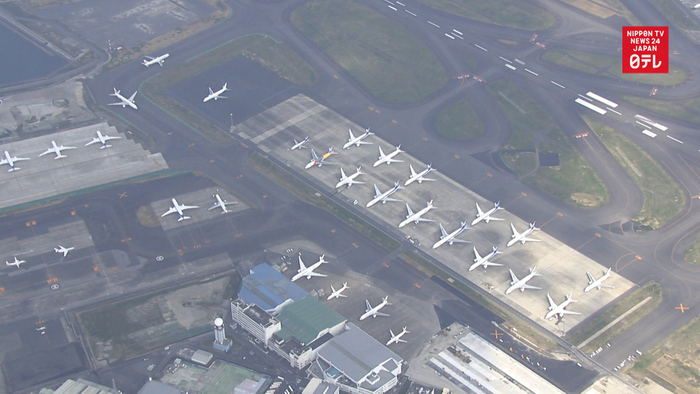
[505,267,542,294]
[335,167,365,189]
[471,201,504,226]
[404,164,434,186]
[545,293,580,320]
[365,181,403,208]
[39,141,77,159]
[85,130,121,149]
[161,198,199,222]
[203,83,229,102]
[327,282,349,300]
[506,222,540,247]
[469,246,503,271]
[208,193,237,214]
[6,256,25,268]
[398,200,436,228]
[386,326,409,346]
[359,296,391,320]
[372,145,404,167]
[584,268,614,292]
[109,88,138,109]
[343,127,374,149]
[54,245,75,257]
[290,136,309,151]
[432,222,470,249]
[292,253,328,282]
[142,53,170,67]
[305,147,336,169]
[0,150,30,172]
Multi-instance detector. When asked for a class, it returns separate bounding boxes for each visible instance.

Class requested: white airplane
[39,141,77,159]
[343,127,374,149]
[432,222,470,249]
[109,87,138,109]
[208,193,237,214]
[335,167,365,189]
[290,136,309,151]
[142,53,170,67]
[505,267,542,294]
[545,293,581,320]
[398,200,436,228]
[0,150,30,172]
[6,256,25,268]
[304,147,337,169]
[404,164,434,186]
[161,198,199,222]
[359,296,391,320]
[506,222,541,247]
[365,181,403,208]
[372,145,404,167]
[584,268,614,292]
[471,201,504,226]
[327,282,349,300]
[386,326,410,346]
[469,246,503,271]
[54,245,75,257]
[85,130,121,149]
[203,83,229,102]
[291,253,328,282]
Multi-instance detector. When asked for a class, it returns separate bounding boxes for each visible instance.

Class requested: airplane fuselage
[203,83,229,102]
[336,168,363,188]
[472,204,501,226]
[584,269,613,292]
[373,147,403,167]
[505,269,540,294]
[469,247,501,271]
[360,299,390,320]
[404,165,433,186]
[506,223,539,247]
[398,202,435,228]
[143,53,169,67]
[366,184,401,208]
[432,223,469,249]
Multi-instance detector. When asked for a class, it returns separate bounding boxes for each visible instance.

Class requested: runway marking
[676,303,689,313]
[515,59,525,65]
[388,5,397,11]
[474,44,488,52]
[490,330,503,339]
[428,21,440,28]
[524,68,538,76]
[444,33,455,39]
[405,10,417,16]
[452,29,463,36]
[607,108,622,115]
[505,64,516,71]
[667,135,684,144]
[396,1,405,5]
[118,192,128,198]
[550,80,565,89]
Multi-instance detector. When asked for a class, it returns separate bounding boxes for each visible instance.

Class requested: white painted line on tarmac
[505,64,516,70]
[388,5,397,11]
[396,1,405,5]
[636,121,651,128]
[444,33,455,39]
[607,108,622,115]
[550,80,565,89]
[515,59,525,65]
[578,94,592,102]
[524,68,538,76]
[405,10,417,16]
[452,29,463,36]
[667,135,684,144]
[428,21,440,28]
[475,44,488,51]
[499,56,512,63]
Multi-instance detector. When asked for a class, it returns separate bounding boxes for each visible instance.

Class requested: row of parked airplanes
[5,245,75,269]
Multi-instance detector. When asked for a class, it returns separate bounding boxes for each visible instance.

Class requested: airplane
[0,150,30,172]
[469,246,503,271]
[386,326,410,346]
[203,83,229,102]
[85,130,121,149]
[584,268,614,292]
[365,181,403,208]
[471,201,504,226]
[291,253,328,282]
[505,267,542,294]
[359,296,391,320]
[5,256,25,268]
[208,193,237,214]
[404,164,435,186]
[304,147,337,169]
[506,222,541,247]
[161,198,199,222]
[342,127,374,149]
[432,222,470,249]
[39,141,77,159]
[142,53,170,67]
[372,145,404,167]
[290,136,309,151]
[335,167,365,189]
[109,87,138,109]
[54,245,75,257]
[327,282,349,300]
[398,200,436,228]
[545,293,581,320]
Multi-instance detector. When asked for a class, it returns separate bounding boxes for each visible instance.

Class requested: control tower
[213,317,232,352]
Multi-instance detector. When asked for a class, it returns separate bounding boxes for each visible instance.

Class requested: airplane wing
[510,223,520,237]
[374,312,390,317]
[39,148,54,157]
[449,238,470,244]
[404,204,414,217]
[586,272,594,283]
[415,217,435,223]
[547,293,556,309]
[600,284,615,289]
[297,255,307,271]
[439,223,448,238]
[521,237,541,243]
[128,91,137,101]
[521,284,542,290]
[509,269,519,283]
[161,207,178,217]
[373,184,381,197]
[476,203,484,217]
[85,138,100,146]
[103,135,121,142]
[108,101,124,106]
[381,197,402,203]
[12,156,30,162]
[208,87,214,95]
[365,299,372,311]
[306,272,327,278]
[560,310,581,315]
[397,338,407,343]
[386,157,404,164]
[0,158,7,166]
[179,204,199,211]
[483,261,503,268]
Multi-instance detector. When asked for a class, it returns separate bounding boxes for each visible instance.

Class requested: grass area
[558,0,640,24]
[647,0,700,32]
[248,153,401,252]
[141,34,317,143]
[291,0,448,104]
[417,0,555,30]
[622,94,700,125]
[435,99,483,140]
[584,117,684,229]
[542,49,688,86]
[684,232,700,264]
[501,152,537,177]
[567,281,663,352]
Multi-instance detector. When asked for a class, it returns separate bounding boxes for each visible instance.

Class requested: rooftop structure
[44,378,120,394]
[238,263,309,314]
[275,296,346,345]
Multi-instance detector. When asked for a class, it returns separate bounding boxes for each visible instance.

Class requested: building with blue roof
[238,263,309,314]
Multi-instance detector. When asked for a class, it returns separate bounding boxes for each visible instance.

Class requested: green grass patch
[584,117,684,229]
[558,0,639,24]
[647,0,700,32]
[622,94,700,125]
[291,0,448,104]
[501,152,537,177]
[684,232,700,264]
[435,99,483,140]
[417,0,555,30]
[567,281,662,352]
